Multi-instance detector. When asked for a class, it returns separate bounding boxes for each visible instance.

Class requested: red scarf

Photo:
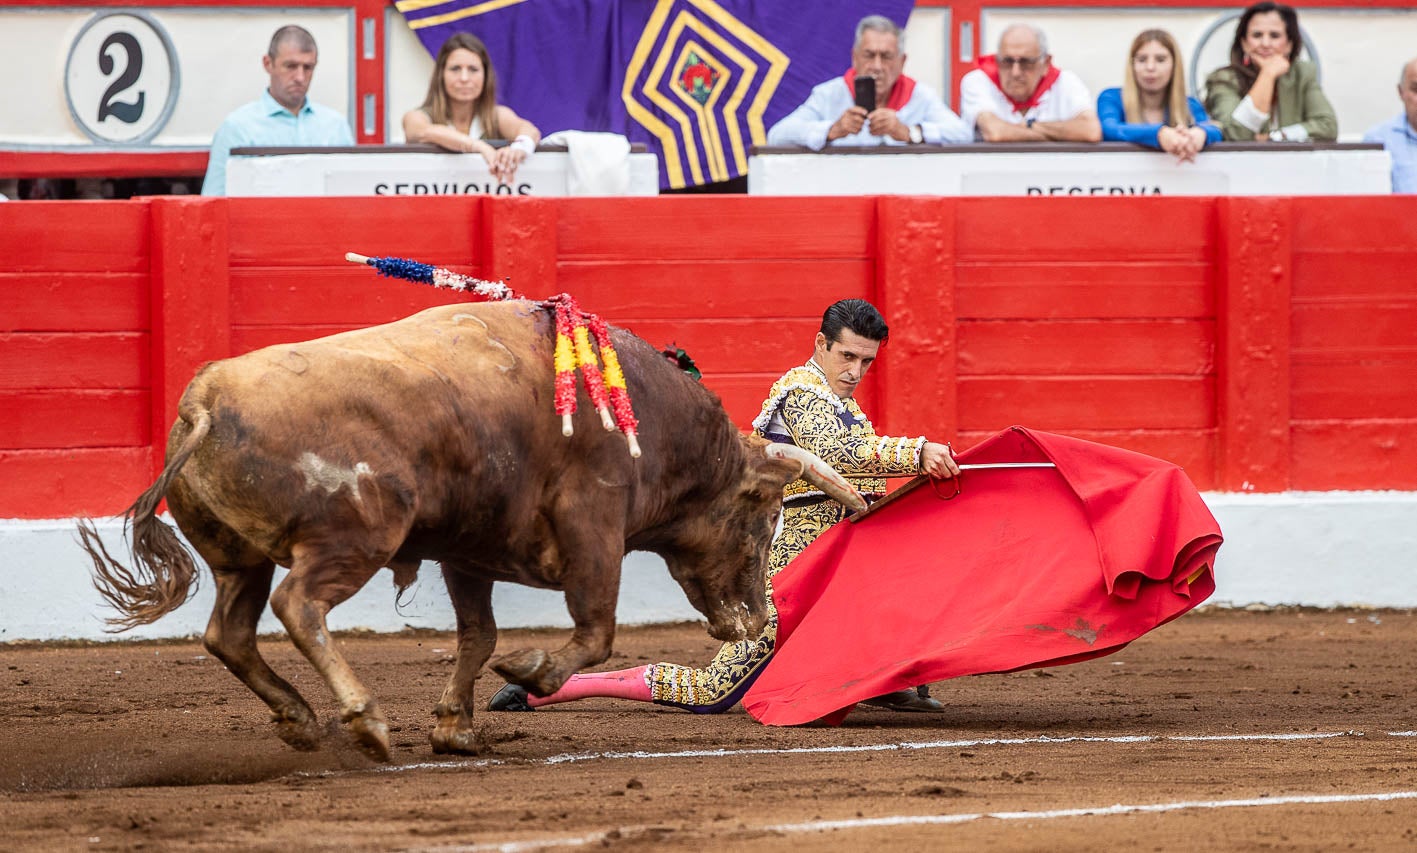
[841,69,916,111]
[977,54,1061,114]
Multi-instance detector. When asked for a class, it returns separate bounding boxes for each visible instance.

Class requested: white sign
[63,12,179,145]
[228,150,660,196]
[962,169,1229,196]
[748,147,1392,197]
[325,159,566,197]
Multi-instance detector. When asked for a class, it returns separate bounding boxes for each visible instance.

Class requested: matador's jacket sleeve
[750,362,925,503]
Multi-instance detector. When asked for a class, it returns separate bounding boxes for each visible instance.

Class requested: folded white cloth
[542,130,632,196]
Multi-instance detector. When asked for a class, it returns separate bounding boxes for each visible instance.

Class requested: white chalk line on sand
[371,729,1376,775]
[405,789,1417,852]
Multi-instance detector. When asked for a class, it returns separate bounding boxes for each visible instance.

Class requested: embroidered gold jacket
[751,361,925,503]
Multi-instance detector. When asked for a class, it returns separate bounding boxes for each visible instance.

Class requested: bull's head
[664,436,865,643]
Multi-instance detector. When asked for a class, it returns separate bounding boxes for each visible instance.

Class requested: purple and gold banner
[396,0,913,189]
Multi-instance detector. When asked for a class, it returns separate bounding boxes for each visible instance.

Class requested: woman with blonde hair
[402,32,541,184]
[1098,29,1221,161]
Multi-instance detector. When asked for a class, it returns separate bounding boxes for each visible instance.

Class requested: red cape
[742,426,1221,726]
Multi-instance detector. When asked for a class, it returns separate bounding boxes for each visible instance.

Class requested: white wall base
[4,491,1414,642]
[1201,492,1417,608]
[1,521,699,643]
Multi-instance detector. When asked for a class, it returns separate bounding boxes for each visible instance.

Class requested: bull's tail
[77,409,212,631]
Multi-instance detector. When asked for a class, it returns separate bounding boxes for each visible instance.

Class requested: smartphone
[853,76,876,112]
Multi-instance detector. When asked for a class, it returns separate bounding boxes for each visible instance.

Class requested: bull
[78,301,863,760]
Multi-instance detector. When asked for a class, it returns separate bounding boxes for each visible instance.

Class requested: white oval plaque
[64,12,179,144]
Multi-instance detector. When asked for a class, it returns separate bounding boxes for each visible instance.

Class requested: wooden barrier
[3,194,1415,518]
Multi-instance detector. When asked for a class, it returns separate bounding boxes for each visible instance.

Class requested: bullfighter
[489,298,960,714]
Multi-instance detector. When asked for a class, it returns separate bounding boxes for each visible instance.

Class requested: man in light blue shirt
[1362,57,1417,194]
[767,15,970,150]
[202,25,354,195]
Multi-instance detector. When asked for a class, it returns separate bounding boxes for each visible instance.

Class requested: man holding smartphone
[767,15,970,149]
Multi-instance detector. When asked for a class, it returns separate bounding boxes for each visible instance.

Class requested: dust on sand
[3,609,1415,851]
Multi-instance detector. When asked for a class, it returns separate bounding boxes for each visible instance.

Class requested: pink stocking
[527,665,652,707]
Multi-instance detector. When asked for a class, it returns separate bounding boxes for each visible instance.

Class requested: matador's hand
[920,441,959,479]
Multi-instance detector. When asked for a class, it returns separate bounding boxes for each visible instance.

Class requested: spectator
[1203,2,1337,142]
[1362,57,1417,193]
[202,26,353,196]
[767,15,969,148]
[960,24,1101,142]
[21,179,68,200]
[1098,29,1222,162]
[402,33,541,186]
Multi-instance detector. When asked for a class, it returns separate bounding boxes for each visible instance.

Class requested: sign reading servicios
[64,12,179,144]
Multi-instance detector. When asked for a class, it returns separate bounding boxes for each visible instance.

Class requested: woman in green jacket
[1204,2,1337,142]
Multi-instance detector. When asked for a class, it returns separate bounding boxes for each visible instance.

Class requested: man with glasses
[768,15,970,149]
[960,24,1101,142]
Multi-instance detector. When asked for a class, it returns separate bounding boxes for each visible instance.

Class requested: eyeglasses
[998,55,1045,70]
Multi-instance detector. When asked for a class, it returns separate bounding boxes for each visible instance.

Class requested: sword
[843,462,1057,478]
[845,463,1058,523]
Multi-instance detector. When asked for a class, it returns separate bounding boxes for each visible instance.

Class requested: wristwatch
[908,124,923,144]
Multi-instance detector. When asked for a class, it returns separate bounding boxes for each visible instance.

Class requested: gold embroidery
[648,362,930,710]
[648,500,844,707]
[755,362,924,501]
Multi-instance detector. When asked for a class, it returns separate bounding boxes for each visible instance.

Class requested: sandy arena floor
[2,608,1415,852]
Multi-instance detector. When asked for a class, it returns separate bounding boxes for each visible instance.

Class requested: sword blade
[846,462,1056,479]
[846,463,1058,522]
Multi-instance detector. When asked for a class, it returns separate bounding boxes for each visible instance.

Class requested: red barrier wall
[3,195,1415,518]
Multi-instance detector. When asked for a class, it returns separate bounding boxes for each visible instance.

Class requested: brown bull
[79,301,862,761]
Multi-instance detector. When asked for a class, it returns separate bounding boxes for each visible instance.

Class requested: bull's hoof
[430,724,482,755]
[487,684,534,712]
[490,648,555,694]
[346,713,392,762]
[430,702,477,754]
[340,703,391,762]
[271,707,322,752]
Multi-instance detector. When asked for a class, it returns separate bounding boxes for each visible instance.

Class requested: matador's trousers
[647,500,847,712]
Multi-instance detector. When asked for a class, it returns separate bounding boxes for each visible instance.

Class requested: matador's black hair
[820,298,888,346]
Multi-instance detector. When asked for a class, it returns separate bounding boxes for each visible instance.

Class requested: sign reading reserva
[747,148,1391,197]
[962,170,1229,196]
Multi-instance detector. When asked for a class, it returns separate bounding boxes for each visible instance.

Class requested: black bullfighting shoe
[860,685,944,712]
[487,683,535,712]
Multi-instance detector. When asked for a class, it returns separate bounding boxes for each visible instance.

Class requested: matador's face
[812,329,881,399]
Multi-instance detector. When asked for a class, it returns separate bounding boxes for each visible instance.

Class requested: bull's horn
[764,444,868,513]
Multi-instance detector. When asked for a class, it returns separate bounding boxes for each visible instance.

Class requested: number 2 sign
[65,12,179,144]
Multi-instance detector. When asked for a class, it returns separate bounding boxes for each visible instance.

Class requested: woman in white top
[402,32,541,184]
